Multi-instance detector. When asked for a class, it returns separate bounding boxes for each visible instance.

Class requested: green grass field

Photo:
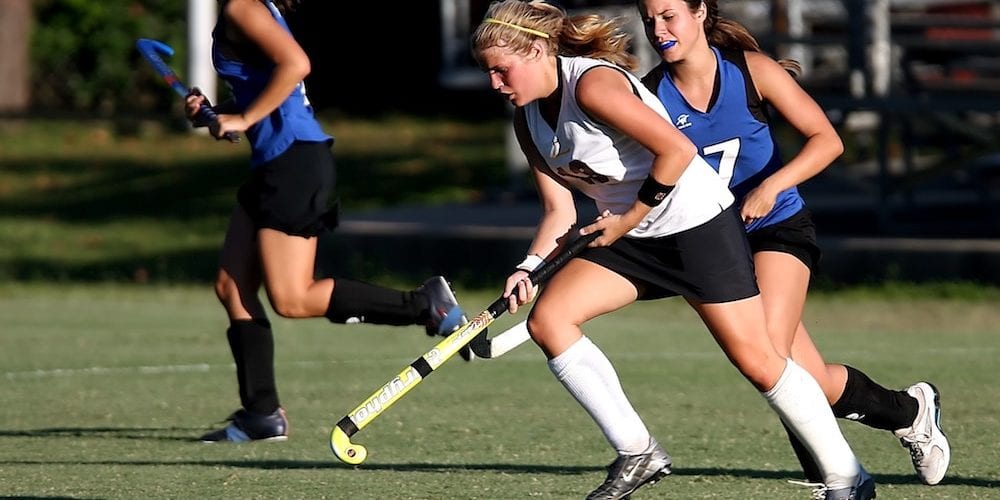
[1,284,997,499]
[2,117,998,498]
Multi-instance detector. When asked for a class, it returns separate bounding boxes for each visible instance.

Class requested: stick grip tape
[527,231,600,285]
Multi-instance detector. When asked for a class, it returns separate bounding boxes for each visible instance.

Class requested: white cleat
[893,382,950,485]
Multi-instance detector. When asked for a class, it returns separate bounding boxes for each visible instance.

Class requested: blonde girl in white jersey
[472,1,872,499]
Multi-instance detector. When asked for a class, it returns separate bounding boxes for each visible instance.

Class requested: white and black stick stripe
[330,230,599,465]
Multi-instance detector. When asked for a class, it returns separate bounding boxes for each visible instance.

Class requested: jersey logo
[675,114,692,130]
[556,160,609,185]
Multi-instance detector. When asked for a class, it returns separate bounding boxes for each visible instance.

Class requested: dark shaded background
[286,2,503,118]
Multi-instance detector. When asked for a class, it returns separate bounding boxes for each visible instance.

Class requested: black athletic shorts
[579,206,760,303]
[237,140,339,238]
[746,207,821,271]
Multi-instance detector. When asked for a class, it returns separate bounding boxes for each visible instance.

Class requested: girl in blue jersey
[473,2,872,498]
[636,0,949,487]
[184,0,467,443]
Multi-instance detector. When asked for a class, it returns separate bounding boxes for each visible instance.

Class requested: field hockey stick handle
[196,105,241,144]
[188,88,240,144]
[448,231,600,358]
[526,230,601,285]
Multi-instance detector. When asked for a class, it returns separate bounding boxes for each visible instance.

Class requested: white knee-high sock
[548,336,650,454]
[763,359,859,489]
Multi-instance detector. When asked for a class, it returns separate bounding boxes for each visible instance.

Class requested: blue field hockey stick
[135,38,240,143]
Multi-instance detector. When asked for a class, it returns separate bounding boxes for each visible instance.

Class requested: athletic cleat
[200,407,289,443]
[586,438,672,500]
[417,276,468,337]
[797,467,876,500]
[894,381,950,485]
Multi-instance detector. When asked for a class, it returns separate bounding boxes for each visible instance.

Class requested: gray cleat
[586,438,672,500]
[417,276,467,336]
[416,276,474,361]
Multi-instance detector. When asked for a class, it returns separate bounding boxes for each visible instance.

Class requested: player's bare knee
[729,348,780,390]
[526,309,558,336]
[525,315,544,338]
[268,293,310,318]
[526,309,573,340]
[214,277,238,305]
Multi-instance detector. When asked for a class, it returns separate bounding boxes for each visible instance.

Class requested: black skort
[237,140,339,238]
[580,206,760,303]
[746,207,821,271]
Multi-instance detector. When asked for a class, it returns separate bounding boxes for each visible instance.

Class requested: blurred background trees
[0,0,31,112]
[1,0,187,116]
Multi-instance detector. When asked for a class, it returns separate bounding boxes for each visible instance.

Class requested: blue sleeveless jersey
[643,47,803,233]
[213,0,331,166]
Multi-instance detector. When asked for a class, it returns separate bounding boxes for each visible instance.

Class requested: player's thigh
[532,258,639,327]
[258,228,329,316]
[216,205,266,318]
[690,295,786,390]
[219,204,260,285]
[528,258,638,357]
[754,250,810,355]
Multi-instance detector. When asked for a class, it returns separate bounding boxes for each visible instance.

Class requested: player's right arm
[503,108,578,313]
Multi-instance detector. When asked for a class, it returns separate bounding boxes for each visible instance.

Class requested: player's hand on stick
[503,269,538,314]
[209,113,251,142]
[184,88,214,128]
[184,87,243,142]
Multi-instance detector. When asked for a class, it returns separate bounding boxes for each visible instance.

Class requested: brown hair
[472,0,639,71]
[271,0,301,13]
[647,0,801,76]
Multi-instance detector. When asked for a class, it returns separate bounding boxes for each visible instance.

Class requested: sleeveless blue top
[644,47,803,232]
[213,0,331,167]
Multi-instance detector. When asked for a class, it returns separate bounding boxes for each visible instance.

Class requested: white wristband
[516,254,545,272]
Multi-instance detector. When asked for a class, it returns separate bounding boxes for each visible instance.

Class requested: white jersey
[524,56,734,238]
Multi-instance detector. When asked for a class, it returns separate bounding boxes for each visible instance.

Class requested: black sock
[227,319,280,415]
[782,420,823,483]
[325,278,427,325]
[831,365,918,431]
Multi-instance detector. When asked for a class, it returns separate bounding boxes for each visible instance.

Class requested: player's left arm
[742,51,843,217]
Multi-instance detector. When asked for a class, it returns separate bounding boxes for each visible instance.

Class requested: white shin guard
[548,336,651,454]
[763,359,860,489]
